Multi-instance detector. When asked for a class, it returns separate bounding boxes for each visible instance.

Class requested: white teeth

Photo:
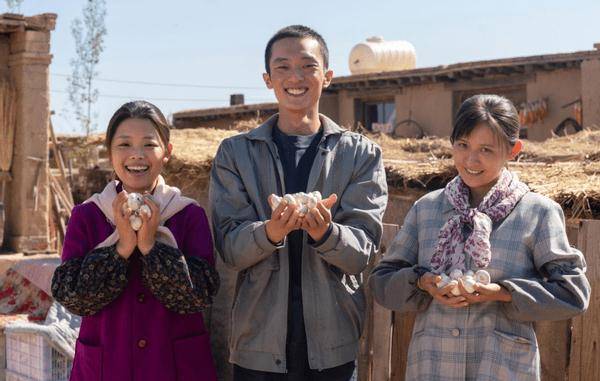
[286,88,307,95]
[126,166,149,172]
[466,168,483,175]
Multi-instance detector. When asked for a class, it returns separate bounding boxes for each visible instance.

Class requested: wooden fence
[357,220,600,381]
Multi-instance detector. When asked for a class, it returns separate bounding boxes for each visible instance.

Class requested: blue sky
[9,0,600,134]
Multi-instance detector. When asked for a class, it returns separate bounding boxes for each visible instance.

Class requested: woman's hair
[105,100,171,151]
[451,94,520,148]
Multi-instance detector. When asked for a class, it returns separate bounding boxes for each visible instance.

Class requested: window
[362,100,396,133]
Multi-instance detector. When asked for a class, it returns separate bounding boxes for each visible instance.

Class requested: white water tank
[349,36,416,75]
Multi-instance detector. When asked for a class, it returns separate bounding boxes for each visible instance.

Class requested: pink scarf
[430,168,529,274]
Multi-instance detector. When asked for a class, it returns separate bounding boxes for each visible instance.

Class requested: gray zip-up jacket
[209,114,388,373]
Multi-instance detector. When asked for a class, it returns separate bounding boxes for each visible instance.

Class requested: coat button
[138,339,147,348]
[451,328,460,337]
[137,293,145,303]
[275,359,281,365]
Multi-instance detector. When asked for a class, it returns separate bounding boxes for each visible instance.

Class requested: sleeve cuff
[108,244,130,264]
[311,223,340,253]
[498,279,525,315]
[253,222,286,253]
[308,223,334,247]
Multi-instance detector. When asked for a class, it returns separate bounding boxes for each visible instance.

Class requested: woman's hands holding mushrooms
[418,272,512,307]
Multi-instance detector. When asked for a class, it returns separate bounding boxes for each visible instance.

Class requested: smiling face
[452,123,521,203]
[109,118,172,194]
[263,37,333,116]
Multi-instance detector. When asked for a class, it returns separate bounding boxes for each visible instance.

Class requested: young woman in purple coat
[51,100,219,381]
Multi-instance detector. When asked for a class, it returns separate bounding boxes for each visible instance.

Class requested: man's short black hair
[264,25,329,74]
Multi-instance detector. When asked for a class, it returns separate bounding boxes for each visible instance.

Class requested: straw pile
[369,128,600,163]
[57,127,600,219]
[516,129,600,162]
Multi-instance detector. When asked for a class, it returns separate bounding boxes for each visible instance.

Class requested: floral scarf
[430,168,529,274]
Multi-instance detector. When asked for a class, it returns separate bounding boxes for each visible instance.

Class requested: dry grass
[58,127,600,219]
[385,159,600,219]
[170,128,239,163]
[512,161,600,219]
[517,129,600,162]
[368,128,600,163]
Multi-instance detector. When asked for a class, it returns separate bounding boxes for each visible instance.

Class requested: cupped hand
[112,190,137,259]
[301,193,337,242]
[265,194,303,244]
[456,279,512,304]
[418,272,468,308]
[137,194,160,255]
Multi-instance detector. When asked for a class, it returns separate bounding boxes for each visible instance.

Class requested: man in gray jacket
[210,25,388,380]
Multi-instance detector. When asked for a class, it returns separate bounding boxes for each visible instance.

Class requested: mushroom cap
[310,191,322,202]
[129,215,142,231]
[449,269,463,280]
[436,273,451,288]
[127,193,144,211]
[462,276,477,293]
[475,270,491,285]
[139,204,152,217]
[283,194,297,205]
[269,195,282,210]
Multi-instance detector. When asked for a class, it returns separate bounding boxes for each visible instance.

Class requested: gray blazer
[209,114,388,372]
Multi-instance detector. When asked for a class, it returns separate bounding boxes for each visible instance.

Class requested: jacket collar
[245,113,345,142]
[440,188,455,215]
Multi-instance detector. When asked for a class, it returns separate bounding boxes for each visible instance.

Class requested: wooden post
[358,223,398,381]
[49,119,74,207]
[390,312,416,381]
[568,220,600,380]
[370,224,398,381]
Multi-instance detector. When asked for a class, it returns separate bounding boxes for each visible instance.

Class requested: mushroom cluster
[269,191,322,216]
[122,193,152,231]
[436,269,491,296]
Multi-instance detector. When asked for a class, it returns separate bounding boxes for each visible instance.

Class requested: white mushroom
[449,269,463,280]
[283,194,296,205]
[129,215,142,231]
[269,195,283,210]
[139,204,152,218]
[462,275,477,293]
[269,192,327,216]
[450,282,462,296]
[127,193,144,211]
[311,191,322,202]
[436,273,451,288]
[122,192,152,230]
[475,270,491,285]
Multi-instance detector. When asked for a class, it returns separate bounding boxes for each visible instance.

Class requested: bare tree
[5,0,24,13]
[67,0,107,136]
